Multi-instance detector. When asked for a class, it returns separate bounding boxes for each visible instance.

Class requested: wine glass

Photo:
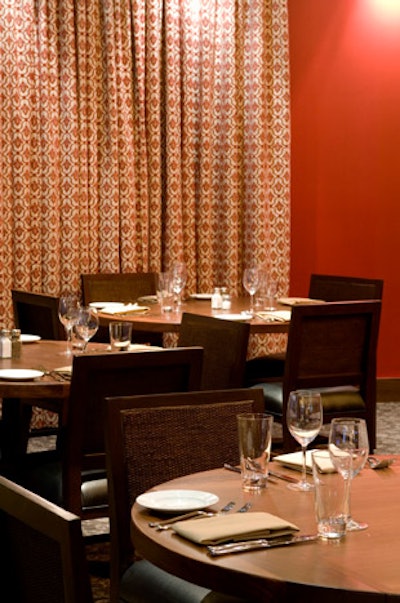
[171,262,187,312]
[242,267,260,315]
[58,294,80,355]
[328,418,369,531]
[286,390,323,491]
[73,306,99,352]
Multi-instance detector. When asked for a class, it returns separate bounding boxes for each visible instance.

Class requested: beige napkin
[172,512,299,545]
[256,310,291,322]
[277,297,324,306]
[274,449,336,474]
[54,365,72,375]
[102,303,149,315]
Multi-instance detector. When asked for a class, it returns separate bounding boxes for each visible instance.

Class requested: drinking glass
[286,390,323,491]
[171,262,187,312]
[242,267,260,315]
[328,417,369,531]
[73,306,99,352]
[58,294,80,355]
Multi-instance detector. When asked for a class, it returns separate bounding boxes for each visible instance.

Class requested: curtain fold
[0,0,290,340]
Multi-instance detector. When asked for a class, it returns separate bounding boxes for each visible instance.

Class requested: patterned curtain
[0,0,290,338]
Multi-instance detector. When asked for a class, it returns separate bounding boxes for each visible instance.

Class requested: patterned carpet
[31,402,400,602]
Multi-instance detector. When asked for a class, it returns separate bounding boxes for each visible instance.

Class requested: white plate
[189,293,213,300]
[136,489,219,513]
[0,369,44,381]
[213,313,251,321]
[89,302,125,310]
[20,334,41,343]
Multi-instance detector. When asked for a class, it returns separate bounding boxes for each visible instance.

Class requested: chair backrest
[308,274,383,302]
[80,272,162,345]
[177,312,250,389]
[61,347,203,518]
[104,387,265,603]
[11,289,65,340]
[0,475,93,603]
[280,300,381,451]
[81,272,157,304]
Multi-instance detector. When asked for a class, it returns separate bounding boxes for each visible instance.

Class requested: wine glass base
[346,519,368,531]
[287,481,315,492]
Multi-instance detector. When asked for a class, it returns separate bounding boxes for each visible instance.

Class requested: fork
[152,500,236,530]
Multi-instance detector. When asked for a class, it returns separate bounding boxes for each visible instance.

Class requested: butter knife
[207,534,318,556]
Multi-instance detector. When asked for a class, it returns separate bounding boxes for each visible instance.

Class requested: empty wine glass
[58,294,80,355]
[328,418,369,531]
[73,306,99,352]
[286,390,323,491]
[171,262,187,312]
[242,267,260,315]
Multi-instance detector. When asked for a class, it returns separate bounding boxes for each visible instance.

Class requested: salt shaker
[0,329,12,358]
[211,287,223,310]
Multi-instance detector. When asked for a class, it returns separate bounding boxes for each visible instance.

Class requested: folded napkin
[257,310,291,322]
[172,512,299,545]
[102,303,149,315]
[278,297,324,306]
[274,449,335,474]
[54,365,72,375]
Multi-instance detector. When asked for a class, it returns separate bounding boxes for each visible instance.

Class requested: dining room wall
[288,0,400,378]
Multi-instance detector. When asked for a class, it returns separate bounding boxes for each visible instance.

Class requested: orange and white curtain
[0,0,290,334]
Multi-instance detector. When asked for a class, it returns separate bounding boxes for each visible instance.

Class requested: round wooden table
[99,297,290,335]
[131,463,400,602]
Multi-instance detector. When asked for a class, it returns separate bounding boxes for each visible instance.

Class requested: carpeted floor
[31,402,400,602]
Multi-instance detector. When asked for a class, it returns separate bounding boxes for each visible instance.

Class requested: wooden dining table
[0,339,107,461]
[98,296,291,335]
[131,461,400,602]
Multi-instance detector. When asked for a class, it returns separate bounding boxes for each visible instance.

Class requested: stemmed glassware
[58,294,80,356]
[171,262,187,313]
[328,417,369,531]
[242,267,260,315]
[73,305,99,352]
[286,390,323,491]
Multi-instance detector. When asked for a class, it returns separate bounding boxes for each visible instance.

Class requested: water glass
[109,322,132,351]
[312,450,349,540]
[237,412,273,491]
[157,272,174,313]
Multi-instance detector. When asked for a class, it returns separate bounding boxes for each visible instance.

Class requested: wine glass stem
[65,326,73,355]
[344,476,352,522]
[250,293,255,314]
[301,445,308,485]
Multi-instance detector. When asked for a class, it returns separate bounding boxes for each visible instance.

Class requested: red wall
[288,0,400,378]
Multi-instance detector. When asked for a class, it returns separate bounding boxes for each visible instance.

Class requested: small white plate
[0,369,44,381]
[213,313,251,321]
[189,293,213,300]
[136,489,219,513]
[89,302,125,310]
[20,334,41,344]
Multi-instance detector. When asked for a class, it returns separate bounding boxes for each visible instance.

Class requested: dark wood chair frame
[177,312,250,390]
[309,273,383,302]
[0,475,93,603]
[22,347,203,521]
[11,289,65,340]
[104,387,265,603]
[259,300,381,452]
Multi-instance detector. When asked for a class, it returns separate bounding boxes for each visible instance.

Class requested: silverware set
[148,500,251,531]
[35,366,71,382]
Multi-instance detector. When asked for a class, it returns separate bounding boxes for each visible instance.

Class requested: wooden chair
[81,272,162,345]
[104,388,265,603]
[11,289,65,340]
[0,475,93,603]
[11,289,65,440]
[252,301,381,452]
[19,347,203,521]
[245,274,384,385]
[177,312,250,389]
[309,273,384,302]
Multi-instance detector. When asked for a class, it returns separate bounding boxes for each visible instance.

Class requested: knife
[268,470,300,484]
[207,534,319,556]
